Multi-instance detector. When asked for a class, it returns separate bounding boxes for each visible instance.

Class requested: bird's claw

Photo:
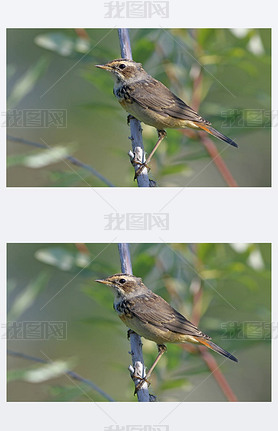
[127,114,136,125]
[133,162,150,180]
[133,375,150,394]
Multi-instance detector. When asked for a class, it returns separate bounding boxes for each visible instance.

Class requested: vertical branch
[117,31,151,398]
[117,243,150,402]
[118,29,132,59]
[118,29,150,187]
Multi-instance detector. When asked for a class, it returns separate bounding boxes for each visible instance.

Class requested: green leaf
[7,153,30,168]
[34,247,91,271]
[8,271,49,320]
[24,359,73,383]
[132,254,156,278]
[7,367,31,382]
[7,64,16,81]
[34,32,90,57]
[197,28,216,46]
[160,377,191,390]
[23,145,75,168]
[132,39,156,64]
[8,56,49,107]
[197,243,216,262]
[160,163,190,176]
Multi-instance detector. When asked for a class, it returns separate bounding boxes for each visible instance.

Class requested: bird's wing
[128,78,210,125]
[127,292,211,339]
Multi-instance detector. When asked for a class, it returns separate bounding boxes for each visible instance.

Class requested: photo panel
[7,243,271,402]
[7,28,271,187]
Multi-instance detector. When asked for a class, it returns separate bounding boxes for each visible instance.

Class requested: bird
[95,273,238,389]
[95,58,238,175]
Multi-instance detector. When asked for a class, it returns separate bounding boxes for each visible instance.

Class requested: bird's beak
[95,278,109,285]
[95,64,111,71]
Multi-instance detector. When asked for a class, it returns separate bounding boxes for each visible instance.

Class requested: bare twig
[117,243,150,402]
[199,134,238,187]
[7,135,115,187]
[118,29,150,187]
[7,349,115,402]
[200,348,238,401]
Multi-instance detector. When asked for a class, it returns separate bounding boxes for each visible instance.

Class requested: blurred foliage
[7,28,271,186]
[7,56,50,108]
[7,243,271,401]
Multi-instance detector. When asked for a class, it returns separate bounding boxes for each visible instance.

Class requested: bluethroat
[96,273,238,389]
[96,59,238,175]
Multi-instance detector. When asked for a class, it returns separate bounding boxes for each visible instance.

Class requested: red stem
[200,348,238,401]
[200,134,238,187]
[190,248,238,401]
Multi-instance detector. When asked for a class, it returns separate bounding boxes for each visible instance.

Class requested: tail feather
[198,337,238,362]
[198,123,238,148]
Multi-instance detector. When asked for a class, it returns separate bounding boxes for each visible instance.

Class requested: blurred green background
[7,28,271,187]
[7,243,271,402]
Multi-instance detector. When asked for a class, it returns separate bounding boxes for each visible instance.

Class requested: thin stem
[200,349,238,401]
[200,134,238,187]
[7,135,115,187]
[7,349,115,402]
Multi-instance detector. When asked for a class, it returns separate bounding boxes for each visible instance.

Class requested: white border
[1,0,277,430]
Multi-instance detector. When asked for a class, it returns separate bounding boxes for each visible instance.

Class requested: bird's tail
[198,337,238,362]
[197,123,238,148]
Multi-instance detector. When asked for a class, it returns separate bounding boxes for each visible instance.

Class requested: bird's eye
[119,63,126,70]
[119,278,126,284]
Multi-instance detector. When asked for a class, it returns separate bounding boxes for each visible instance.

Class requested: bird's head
[95,59,147,83]
[95,273,146,297]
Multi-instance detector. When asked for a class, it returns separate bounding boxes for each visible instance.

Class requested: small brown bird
[96,59,238,173]
[96,273,238,387]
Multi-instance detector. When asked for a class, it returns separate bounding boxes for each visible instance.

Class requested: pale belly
[119,313,199,345]
[119,99,199,131]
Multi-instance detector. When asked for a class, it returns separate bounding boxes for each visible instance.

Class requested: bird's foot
[133,375,150,394]
[133,161,151,179]
[127,329,136,339]
[127,114,136,125]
